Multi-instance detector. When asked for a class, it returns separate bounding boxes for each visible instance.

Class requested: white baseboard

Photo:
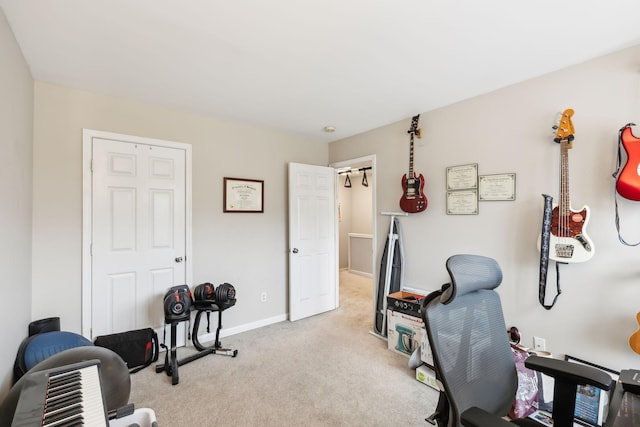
[194,313,288,345]
[348,269,373,278]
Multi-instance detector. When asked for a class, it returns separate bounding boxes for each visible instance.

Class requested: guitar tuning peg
[552,112,562,130]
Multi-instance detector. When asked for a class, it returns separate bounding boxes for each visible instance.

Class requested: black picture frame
[223,177,264,213]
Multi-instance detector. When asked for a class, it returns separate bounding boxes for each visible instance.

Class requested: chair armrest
[524,355,613,390]
[461,407,514,427]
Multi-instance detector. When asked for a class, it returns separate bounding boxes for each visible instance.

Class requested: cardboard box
[416,364,439,390]
[387,309,424,357]
[387,290,425,318]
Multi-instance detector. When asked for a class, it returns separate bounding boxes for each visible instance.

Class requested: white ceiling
[2,1,640,142]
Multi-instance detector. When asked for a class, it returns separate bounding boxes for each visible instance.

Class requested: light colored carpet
[128,271,438,426]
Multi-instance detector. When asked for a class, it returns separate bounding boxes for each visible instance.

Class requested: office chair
[420,254,613,427]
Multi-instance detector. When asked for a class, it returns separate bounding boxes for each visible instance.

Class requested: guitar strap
[612,123,640,246]
[538,194,562,310]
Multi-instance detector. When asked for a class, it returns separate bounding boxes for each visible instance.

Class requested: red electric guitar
[399,115,428,213]
[615,124,640,201]
[537,108,594,262]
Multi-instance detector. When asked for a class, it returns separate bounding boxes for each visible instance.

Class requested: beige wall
[330,44,640,371]
[0,8,33,396]
[31,82,328,336]
[337,170,373,269]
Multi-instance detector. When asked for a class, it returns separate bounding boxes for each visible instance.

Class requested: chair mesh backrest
[424,254,518,426]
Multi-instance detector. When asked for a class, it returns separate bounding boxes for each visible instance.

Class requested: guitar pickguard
[550,206,587,238]
[546,205,594,263]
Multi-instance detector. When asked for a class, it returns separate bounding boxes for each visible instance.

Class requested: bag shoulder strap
[539,194,562,310]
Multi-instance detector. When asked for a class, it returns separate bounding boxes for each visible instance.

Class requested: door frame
[330,154,377,307]
[81,129,193,338]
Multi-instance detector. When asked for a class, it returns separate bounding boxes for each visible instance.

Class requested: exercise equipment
[13,330,94,383]
[162,284,192,323]
[156,282,238,385]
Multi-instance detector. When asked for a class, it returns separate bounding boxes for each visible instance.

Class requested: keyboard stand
[155,300,237,385]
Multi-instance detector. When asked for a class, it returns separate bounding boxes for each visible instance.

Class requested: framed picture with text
[223,177,264,213]
[478,173,516,201]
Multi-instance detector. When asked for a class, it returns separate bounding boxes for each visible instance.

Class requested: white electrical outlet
[260,292,267,302]
[533,336,546,351]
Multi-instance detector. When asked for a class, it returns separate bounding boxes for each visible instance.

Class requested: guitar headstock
[408,114,422,138]
[553,108,575,146]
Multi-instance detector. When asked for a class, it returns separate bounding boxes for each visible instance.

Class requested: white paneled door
[86,134,189,339]
[288,162,337,321]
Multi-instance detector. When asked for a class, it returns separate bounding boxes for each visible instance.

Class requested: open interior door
[288,162,337,321]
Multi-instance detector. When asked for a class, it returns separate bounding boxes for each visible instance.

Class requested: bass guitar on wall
[399,114,428,213]
[537,108,595,263]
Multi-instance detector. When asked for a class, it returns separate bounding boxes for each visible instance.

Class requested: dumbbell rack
[155,299,237,385]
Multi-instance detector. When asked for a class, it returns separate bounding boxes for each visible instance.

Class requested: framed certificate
[478,173,516,201]
[446,163,478,191]
[446,190,478,215]
[223,177,264,213]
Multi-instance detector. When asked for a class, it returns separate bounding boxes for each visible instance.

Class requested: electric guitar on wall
[629,312,640,355]
[399,115,428,213]
[615,124,640,201]
[538,108,595,262]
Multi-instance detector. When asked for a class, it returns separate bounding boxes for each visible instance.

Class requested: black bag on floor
[94,328,159,373]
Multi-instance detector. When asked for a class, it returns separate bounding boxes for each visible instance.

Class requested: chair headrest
[440,254,502,304]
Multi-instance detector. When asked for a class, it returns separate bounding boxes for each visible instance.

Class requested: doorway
[331,155,376,321]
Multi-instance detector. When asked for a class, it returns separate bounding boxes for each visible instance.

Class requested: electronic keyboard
[11,360,109,427]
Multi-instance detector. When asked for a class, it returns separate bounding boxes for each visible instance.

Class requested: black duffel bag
[94,328,159,373]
